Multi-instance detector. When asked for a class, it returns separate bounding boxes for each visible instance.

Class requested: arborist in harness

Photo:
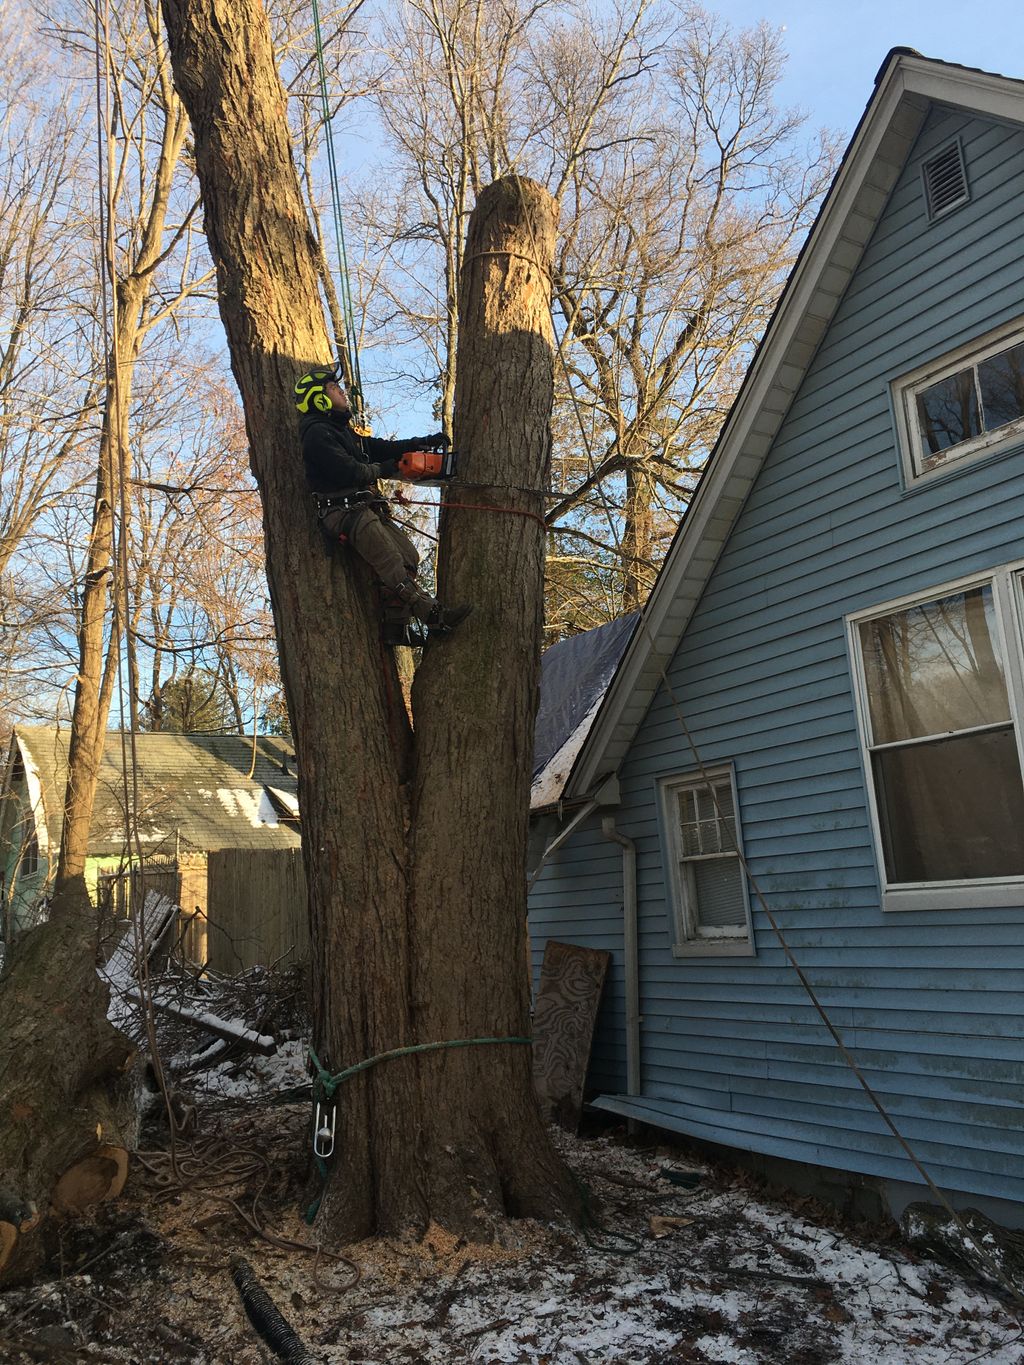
[295,365,472,644]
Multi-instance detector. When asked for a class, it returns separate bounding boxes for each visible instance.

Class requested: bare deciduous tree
[351,0,835,623]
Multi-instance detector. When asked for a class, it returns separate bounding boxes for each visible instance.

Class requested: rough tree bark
[0,907,135,1281]
[158,0,576,1241]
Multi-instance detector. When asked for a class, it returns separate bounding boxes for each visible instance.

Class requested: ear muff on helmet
[294,366,337,415]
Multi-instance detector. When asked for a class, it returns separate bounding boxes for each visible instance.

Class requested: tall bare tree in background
[53,0,213,890]
[0,7,99,724]
[352,0,835,625]
[127,369,272,734]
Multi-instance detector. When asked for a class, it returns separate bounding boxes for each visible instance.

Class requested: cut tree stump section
[0,879,137,1284]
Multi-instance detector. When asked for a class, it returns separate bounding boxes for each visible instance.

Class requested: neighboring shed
[0,728,301,967]
[528,50,1024,1227]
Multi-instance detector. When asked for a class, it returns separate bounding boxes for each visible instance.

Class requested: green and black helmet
[294,365,341,415]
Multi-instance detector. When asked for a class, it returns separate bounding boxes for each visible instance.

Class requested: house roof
[9,728,300,858]
[565,49,1024,800]
[531,613,638,810]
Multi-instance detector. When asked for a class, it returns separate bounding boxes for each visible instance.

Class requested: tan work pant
[321,501,419,592]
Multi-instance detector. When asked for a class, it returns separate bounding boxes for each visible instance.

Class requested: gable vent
[922,141,969,219]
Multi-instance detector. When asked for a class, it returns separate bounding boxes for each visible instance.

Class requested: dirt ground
[2,968,1021,1364]
[1,1094,1022,1365]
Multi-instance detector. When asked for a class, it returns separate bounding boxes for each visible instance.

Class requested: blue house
[529,50,1024,1227]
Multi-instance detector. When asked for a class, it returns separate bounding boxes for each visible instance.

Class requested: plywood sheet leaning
[533,941,611,1132]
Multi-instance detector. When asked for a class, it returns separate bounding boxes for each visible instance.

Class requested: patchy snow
[531,694,604,809]
[290,1134,1024,1364]
[216,786,279,826]
[266,784,299,818]
[4,1080,1023,1363]
[183,1036,310,1101]
[137,994,277,1053]
[18,961,1024,1363]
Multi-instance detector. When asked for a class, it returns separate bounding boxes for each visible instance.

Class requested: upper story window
[848,564,1024,911]
[20,823,38,877]
[659,767,754,957]
[893,320,1024,485]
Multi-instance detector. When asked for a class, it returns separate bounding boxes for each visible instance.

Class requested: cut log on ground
[0,878,137,1284]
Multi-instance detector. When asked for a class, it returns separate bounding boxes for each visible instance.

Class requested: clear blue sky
[344,1,1024,431]
[724,0,1024,139]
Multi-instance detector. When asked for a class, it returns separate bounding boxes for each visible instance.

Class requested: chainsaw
[396,447,458,484]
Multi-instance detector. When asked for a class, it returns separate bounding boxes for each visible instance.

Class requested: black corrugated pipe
[231,1256,320,1363]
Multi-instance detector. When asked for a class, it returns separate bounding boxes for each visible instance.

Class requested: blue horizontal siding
[529,101,1024,1208]
[527,814,627,1095]
[596,1095,1024,1205]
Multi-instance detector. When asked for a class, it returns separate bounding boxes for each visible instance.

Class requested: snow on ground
[3,1108,1020,1363]
[303,1131,1024,1365]
[13,967,1018,1363]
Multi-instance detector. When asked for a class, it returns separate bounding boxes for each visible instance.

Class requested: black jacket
[299,410,431,494]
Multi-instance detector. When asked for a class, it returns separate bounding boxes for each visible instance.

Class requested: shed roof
[11,728,300,858]
[565,49,1024,799]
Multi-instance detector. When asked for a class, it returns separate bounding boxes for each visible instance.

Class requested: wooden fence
[203,848,309,973]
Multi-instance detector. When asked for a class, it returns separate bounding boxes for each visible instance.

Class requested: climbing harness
[304,1036,532,1222]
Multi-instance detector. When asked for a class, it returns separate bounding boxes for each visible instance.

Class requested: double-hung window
[849,566,1024,910]
[659,768,754,955]
[893,320,1024,483]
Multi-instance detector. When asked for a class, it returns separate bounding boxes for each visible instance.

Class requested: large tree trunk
[621,460,656,612]
[159,0,576,1242]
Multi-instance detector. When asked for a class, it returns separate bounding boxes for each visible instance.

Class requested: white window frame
[847,560,1024,912]
[658,765,755,958]
[892,317,1024,486]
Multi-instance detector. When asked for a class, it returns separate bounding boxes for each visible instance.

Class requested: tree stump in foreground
[0,881,134,1283]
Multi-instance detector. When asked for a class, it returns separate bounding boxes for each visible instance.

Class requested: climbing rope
[309,1035,531,1099]
[393,490,548,532]
[304,1036,532,1222]
[310,0,362,407]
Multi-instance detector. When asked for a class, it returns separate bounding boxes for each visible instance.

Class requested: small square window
[893,321,1024,483]
[659,768,753,957]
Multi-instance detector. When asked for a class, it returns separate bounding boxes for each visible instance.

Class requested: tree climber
[295,365,472,643]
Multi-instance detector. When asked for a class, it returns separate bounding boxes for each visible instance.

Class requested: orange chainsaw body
[396,449,457,482]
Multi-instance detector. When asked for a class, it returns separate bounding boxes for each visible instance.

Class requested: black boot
[428,603,473,636]
[395,578,473,638]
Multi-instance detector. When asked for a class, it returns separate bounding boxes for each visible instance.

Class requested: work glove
[368,458,401,480]
[424,431,450,451]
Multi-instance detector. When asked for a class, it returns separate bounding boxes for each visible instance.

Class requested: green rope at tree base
[304,1035,532,1224]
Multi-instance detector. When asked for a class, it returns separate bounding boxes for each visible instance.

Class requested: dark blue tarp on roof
[533,612,638,778]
